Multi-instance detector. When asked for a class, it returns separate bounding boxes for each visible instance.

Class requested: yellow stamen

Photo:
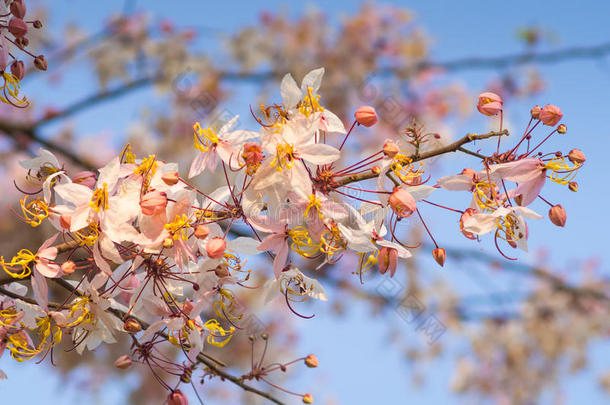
[120,144,137,164]
[193,123,219,152]
[0,249,37,279]
[165,214,191,241]
[20,196,49,227]
[288,226,321,258]
[270,142,295,171]
[90,183,109,213]
[391,154,424,184]
[204,319,235,347]
[304,195,323,219]
[544,156,581,185]
[0,72,28,107]
[298,86,324,117]
[213,289,243,322]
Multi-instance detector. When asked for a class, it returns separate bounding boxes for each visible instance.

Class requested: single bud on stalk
[14,37,28,48]
[162,170,180,186]
[389,187,416,218]
[61,261,76,275]
[371,165,380,175]
[354,105,378,127]
[476,92,503,116]
[10,60,25,80]
[557,124,567,134]
[10,0,26,19]
[568,149,585,164]
[114,355,132,370]
[72,171,97,189]
[568,181,578,192]
[548,205,567,227]
[32,20,42,29]
[383,140,400,158]
[194,224,210,239]
[378,246,398,277]
[8,18,28,38]
[34,55,47,71]
[530,105,541,119]
[305,354,319,368]
[432,247,446,267]
[206,237,226,259]
[140,191,168,215]
[539,104,563,126]
[123,318,142,333]
[302,394,314,404]
[167,389,189,405]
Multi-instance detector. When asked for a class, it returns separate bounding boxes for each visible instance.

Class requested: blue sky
[2,0,610,404]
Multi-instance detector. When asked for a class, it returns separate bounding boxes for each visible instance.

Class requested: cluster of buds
[0,0,46,107]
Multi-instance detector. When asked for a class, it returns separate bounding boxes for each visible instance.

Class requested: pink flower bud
[388,187,416,218]
[10,0,26,19]
[382,140,400,158]
[302,394,314,404]
[242,142,263,166]
[61,261,76,275]
[568,181,578,192]
[10,60,25,80]
[34,55,47,71]
[123,318,142,333]
[476,92,503,116]
[557,124,567,134]
[140,191,168,215]
[162,170,180,186]
[567,149,585,164]
[206,237,226,259]
[168,390,189,405]
[182,300,195,316]
[194,224,210,239]
[8,18,28,38]
[530,105,541,119]
[539,104,563,126]
[114,355,132,370]
[548,205,566,227]
[432,248,446,267]
[354,105,378,127]
[304,354,319,368]
[378,246,398,277]
[72,171,96,189]
[32,20,42,29]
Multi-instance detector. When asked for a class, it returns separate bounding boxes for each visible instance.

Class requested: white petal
[280,73,301,109]
[301,67,325,94]
[298,143,340,165]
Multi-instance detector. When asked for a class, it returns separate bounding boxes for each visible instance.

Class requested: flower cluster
[0,69,582,403]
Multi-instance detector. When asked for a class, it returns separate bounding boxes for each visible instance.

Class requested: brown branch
[335,129,508,186]
[0,119,96,170]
